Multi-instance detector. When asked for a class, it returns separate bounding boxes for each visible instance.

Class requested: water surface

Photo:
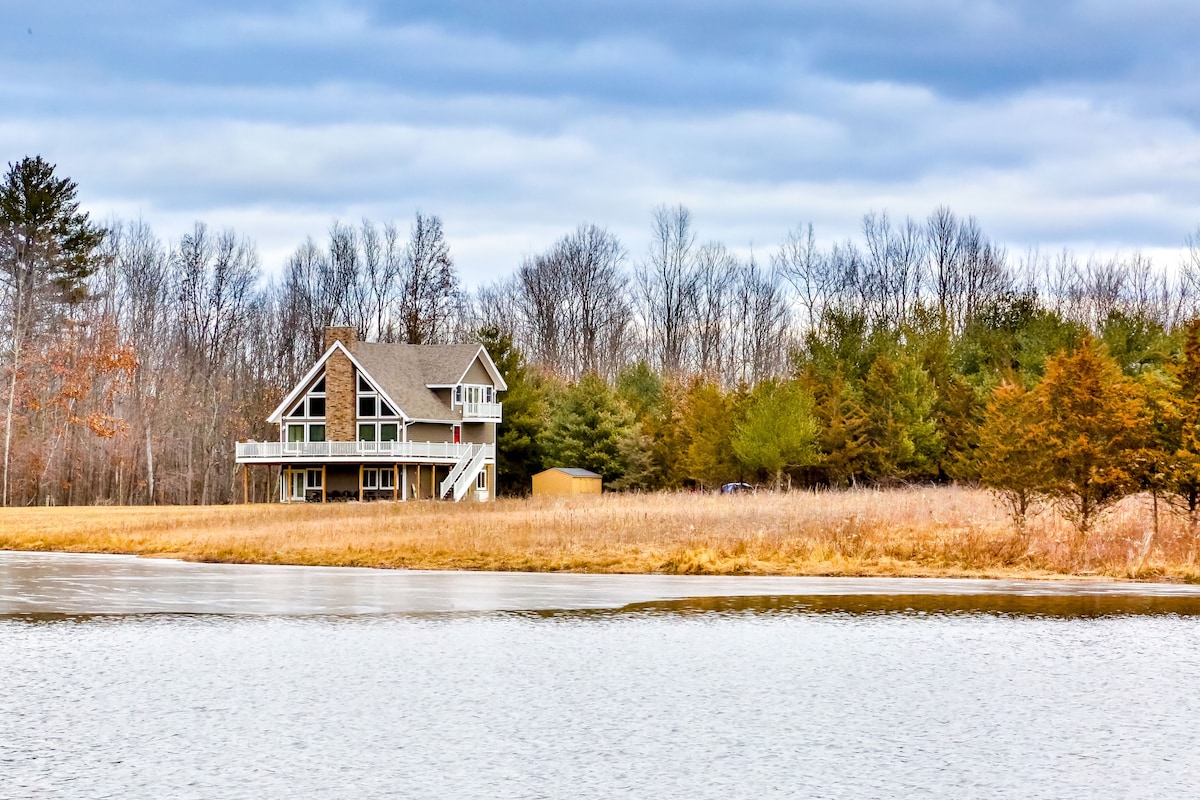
[2,552,1198,799]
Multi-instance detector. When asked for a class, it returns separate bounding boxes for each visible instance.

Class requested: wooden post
[242,464,249,504]
[416,465,422,500]
[283,467,290,504]
[358,464,364,502]
[321,465,327,504]
[393,465,398,501]
[402,464,408,501]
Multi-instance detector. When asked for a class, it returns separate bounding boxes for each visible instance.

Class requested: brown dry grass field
[2,486,1199,581]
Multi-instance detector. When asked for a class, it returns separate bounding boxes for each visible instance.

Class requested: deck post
[321,465,327,503]
[393,465,398,501]
[242,464,249,504]
[358,464,364,502]
[402,464,408,501]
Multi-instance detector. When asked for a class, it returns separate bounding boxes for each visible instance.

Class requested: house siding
[462,422,493,444]
[406,422,454,443]
[463,357,492,385]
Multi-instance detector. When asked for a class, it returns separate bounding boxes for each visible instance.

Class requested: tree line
[4,154,1200,531]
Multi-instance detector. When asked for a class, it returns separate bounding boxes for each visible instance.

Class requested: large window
[287,374,327,419]
[356,371,398,419]
[288,423,324,444]
[455,384,495,407]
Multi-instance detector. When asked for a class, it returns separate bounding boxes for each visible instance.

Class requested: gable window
[286,373,327,420]
[357,371,399,417]
[287,424,305,443]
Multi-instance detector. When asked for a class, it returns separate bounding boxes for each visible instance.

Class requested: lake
[3,552,1200,799]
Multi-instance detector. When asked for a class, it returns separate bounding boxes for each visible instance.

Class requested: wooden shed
[532,467,602,496]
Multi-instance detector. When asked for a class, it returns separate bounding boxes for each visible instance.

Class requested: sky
[3,0,1200,284]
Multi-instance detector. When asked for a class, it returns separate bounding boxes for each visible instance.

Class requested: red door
[453,425,461,444]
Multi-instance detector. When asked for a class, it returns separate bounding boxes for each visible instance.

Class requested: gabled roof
[268,340,508,425]
[354,343,486,422]
[540,467,602,478]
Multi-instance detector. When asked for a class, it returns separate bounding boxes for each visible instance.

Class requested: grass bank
[2,487,1198,581]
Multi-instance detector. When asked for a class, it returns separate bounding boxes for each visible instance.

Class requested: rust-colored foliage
[975,381,1048,532]
[1033,337,1150,536]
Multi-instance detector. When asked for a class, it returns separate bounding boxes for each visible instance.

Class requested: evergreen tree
[0,156,105,507]
[478,327,546,496]
[860,353,943,481]
[1163,320,1200,531]
[680,379,739,489]
[1034,337,1151,536]
[975,381,1048,532]
[810,371,870,487]
[731,378,820,490]
[543,372,635,484]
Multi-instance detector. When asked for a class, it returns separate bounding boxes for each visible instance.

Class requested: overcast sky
[3,1,1200,284]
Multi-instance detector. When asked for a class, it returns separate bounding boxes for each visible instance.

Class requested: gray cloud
[1,0,1199,283]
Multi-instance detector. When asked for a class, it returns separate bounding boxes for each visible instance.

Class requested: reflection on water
[4,552,1200,799]
[4,551,1200,616]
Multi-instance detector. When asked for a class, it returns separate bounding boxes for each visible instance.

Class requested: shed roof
[539,467,602,478]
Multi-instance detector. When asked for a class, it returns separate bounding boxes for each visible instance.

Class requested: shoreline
[2,487,1198,583]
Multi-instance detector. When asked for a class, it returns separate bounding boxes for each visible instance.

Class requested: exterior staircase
[439,444,490,501]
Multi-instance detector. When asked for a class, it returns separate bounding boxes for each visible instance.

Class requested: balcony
[236,440,492,464]
[461,401,502,422]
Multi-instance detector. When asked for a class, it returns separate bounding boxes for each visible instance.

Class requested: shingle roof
[353,343,484,422]
[544,467,602,478]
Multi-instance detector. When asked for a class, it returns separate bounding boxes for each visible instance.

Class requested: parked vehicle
[720,482,755,495]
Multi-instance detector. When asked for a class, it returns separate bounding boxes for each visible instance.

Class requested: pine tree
[811,371,870,487]
[860,353,943,481]
[1035,337,1151,536]
[0,156,105,507]
[544,372,635,484]
[1163,320,1200,531]
[680,379,739,490]
[731,378,820,490]
[975,381,1048,532]
[479,327,546,496]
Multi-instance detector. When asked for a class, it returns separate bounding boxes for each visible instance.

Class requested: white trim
[267,341,411,424]
[431,345,509,393]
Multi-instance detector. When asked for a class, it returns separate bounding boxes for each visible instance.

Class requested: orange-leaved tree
[1034,337,1151,538]
[1163,319,1200,533]
[975,380,1048,533]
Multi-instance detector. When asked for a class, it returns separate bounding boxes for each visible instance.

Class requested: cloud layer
[2,1,1199,281]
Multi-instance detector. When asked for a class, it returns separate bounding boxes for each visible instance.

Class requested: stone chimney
[324,326,358,353]
[323,327,357,441]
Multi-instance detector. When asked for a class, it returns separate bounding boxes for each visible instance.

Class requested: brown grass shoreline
[2,487,1198,582]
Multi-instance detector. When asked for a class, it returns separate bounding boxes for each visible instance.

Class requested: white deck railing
[236,440,492,462]
[461,401,503,421]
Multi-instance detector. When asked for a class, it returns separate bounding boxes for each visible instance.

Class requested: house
[235,326,506,502]
[532,467,602,497]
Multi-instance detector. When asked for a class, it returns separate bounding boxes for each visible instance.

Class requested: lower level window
[476,469,487,490]
[362,468,395,491]
[307,469,323,489]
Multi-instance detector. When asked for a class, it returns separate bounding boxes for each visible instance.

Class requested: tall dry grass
[1,487,1198,580]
